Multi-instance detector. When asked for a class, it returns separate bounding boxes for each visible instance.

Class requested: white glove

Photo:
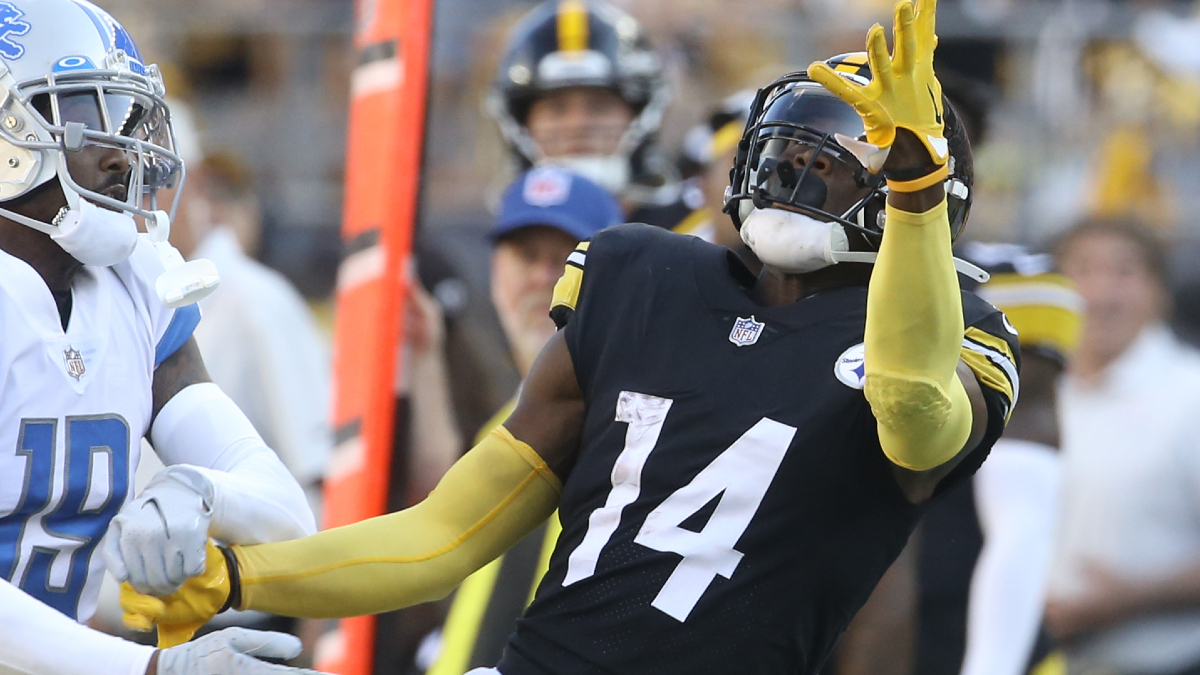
[103,466,214,596]
[155,628,327,675]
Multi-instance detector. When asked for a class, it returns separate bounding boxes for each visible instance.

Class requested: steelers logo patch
[834,343,866,390]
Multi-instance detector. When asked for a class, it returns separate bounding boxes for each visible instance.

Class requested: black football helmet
[723,53,974,253]
[487,0,670,195]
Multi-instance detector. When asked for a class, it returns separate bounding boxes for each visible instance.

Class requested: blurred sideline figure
[423,167,621,674]
[915,243,1078,675]
[0,2,320,674]
[489,0,707,236]
[166,102,332,515]
[690,90,757,269]
[1047,219,1200,675]
[416,0,708,482]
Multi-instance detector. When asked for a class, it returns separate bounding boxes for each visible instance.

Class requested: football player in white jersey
[0,2,323,674]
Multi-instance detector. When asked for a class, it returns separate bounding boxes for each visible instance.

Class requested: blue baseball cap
[491,166,623,243]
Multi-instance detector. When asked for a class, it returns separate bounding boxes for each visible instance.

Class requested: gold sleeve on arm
[231,425,562,618]
[864,199,973,471]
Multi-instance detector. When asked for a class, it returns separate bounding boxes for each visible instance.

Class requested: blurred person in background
[687,90,758,269]
[152,102,331,650]
[489,0,706,236]
[424,166,621,675]
[1045,219,1200,675]
[166,103,332,516]
[914,243,1078,675]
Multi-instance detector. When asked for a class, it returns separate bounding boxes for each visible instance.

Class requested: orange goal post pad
[316,0,434,672]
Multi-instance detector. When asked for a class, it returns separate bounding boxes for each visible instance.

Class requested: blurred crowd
[88,0,1200,673]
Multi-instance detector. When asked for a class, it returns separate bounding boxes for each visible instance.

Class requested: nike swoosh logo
[928,85,943,125]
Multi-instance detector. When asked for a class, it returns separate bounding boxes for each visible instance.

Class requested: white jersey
[0,236,199,621]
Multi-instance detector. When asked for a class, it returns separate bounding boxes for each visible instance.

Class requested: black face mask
[753,156,829,213]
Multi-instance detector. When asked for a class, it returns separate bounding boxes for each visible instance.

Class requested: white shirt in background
[1052,324,1200,674]
[192,227,332,493]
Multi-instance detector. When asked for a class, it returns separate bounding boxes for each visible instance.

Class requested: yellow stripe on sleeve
[551,242,589,312]
[557,0,589,53]
[961,326,1020,418]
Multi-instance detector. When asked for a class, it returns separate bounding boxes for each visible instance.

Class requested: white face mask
[546,155,629,195]
[50,198,138,267]
[739,207,850,274]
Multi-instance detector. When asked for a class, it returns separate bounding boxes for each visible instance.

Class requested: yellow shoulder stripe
[551,241,589,312]
[960,326,1020,418]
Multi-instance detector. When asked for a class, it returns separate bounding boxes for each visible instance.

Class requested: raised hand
[103,467,216,597]
[807,0,946,172]
[122,540,234,648]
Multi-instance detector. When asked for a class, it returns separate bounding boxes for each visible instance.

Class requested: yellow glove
[120,540,233,648]
[807,0,947,169]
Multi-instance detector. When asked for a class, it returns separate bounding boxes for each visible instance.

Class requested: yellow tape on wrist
[886,164,949,193]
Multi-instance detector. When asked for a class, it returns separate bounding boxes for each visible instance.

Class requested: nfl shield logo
[63,346,85,380]
[729,316,765,347]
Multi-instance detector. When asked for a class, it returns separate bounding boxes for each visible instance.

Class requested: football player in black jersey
[489,0,705,233]
[121,2,1022,673]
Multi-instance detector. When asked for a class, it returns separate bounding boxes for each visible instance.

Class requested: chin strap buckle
[146,209,221,308]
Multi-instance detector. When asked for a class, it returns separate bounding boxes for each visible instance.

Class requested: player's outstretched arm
[122,331,584,635]
[809,0,988,481]
[104,338,316,602]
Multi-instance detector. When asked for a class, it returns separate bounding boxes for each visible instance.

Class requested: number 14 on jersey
[563,391,796,621]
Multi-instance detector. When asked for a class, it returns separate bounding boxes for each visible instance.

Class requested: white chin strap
[542,155,630,195]
[740,207,990,282]
[0,199,220,306]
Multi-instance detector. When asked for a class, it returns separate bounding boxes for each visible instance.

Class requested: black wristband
[218,545,242,612]
[883,164,942,182]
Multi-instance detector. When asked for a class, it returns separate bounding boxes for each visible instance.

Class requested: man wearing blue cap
[490,166,623,381]
[416,167,620,675]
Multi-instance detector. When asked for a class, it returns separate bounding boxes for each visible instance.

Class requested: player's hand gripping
[807,0,947,173]
[103,466,215,597]
[149,627,328,675]
[122,540,235,648]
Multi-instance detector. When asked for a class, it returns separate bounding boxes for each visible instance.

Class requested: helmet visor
[760,83,864,140]
[20,75,182,214]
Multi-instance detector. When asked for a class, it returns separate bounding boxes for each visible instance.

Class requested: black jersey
[498,224,1020,675]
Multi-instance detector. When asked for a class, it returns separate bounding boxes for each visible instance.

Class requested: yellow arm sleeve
[864,198,973,471]
[230,426,561,618]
